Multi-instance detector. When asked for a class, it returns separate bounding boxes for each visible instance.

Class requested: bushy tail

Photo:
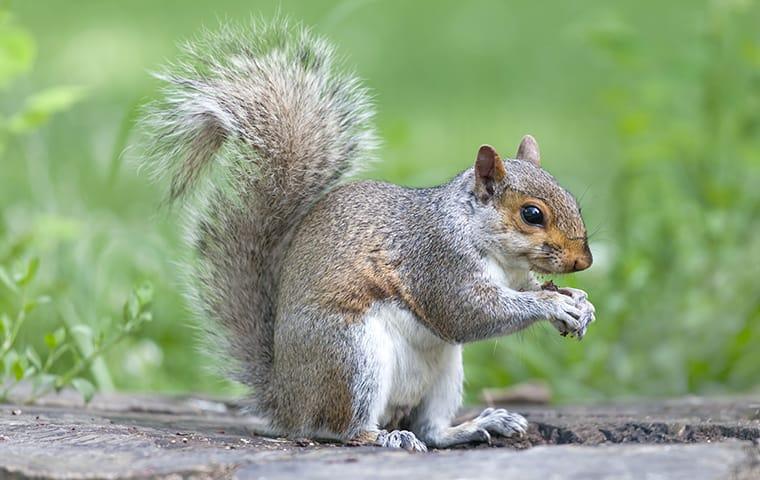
[139,20,376,409]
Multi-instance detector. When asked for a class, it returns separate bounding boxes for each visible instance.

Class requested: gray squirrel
[140,20,595,452]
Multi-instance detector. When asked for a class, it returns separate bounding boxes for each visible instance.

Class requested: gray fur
[273,171,588,439]
[139,20,376,415]
[141,20,594,449]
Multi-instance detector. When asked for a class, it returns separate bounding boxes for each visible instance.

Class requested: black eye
[521,205,544,226]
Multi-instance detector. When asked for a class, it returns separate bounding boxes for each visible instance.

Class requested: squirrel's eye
[520,205,544,226]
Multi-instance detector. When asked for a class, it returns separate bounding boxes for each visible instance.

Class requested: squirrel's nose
[572,251,593,272]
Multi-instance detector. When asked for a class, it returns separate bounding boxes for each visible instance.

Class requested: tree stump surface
[1,390,759,479]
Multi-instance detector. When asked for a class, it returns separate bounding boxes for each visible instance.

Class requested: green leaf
[71,377,95,403]
[123,282,153,324]
[94,329,105,348]
[43,332,57,349]
[134,282,154,307]
[124,292,140,322]
[54,327,66,345]
[70,324,93,343]
[44,327,66,350]
[23,298,40,313]
[0,266,17,293]
[8,86,85,133]
[25,345,41,370]
[11,358,24,381]
[0,313,10,336]
[3,349,19,375]
[0,24,36,88]
[1,232,33,264]
[14,256,39,286]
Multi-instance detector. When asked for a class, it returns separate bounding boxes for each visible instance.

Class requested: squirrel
[140,20,595,452]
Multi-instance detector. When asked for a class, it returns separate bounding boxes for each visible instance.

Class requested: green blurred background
[2,0,759,403]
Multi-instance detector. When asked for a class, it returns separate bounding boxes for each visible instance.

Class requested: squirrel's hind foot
[348,429,428,452]
[376,429,428,452]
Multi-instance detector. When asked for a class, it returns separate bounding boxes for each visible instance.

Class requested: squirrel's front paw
[558,287,595,338]
[475,408,528,438]
[541,290,593,339]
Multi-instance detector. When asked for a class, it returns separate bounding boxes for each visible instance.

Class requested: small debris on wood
[262,437,290,444]
[541,280,573,297]
[294,438,314,447]
[541,280,559,292]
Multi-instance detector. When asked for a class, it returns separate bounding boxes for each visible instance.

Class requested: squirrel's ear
[474,145,506,200]
[515,134,541,167]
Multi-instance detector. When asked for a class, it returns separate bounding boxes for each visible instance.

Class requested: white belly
[362,302,456,427]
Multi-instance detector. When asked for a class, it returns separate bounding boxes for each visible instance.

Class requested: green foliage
[0,9,83,153]
[0,12,35,87]
[465,0,760,402]
[0,8,155,403]
[3,0,760,404]
[7,86,86,133]
[0,248,154,403]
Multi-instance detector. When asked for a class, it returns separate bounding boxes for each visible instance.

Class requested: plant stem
[0,293,26,359]
[28,328,132,402]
